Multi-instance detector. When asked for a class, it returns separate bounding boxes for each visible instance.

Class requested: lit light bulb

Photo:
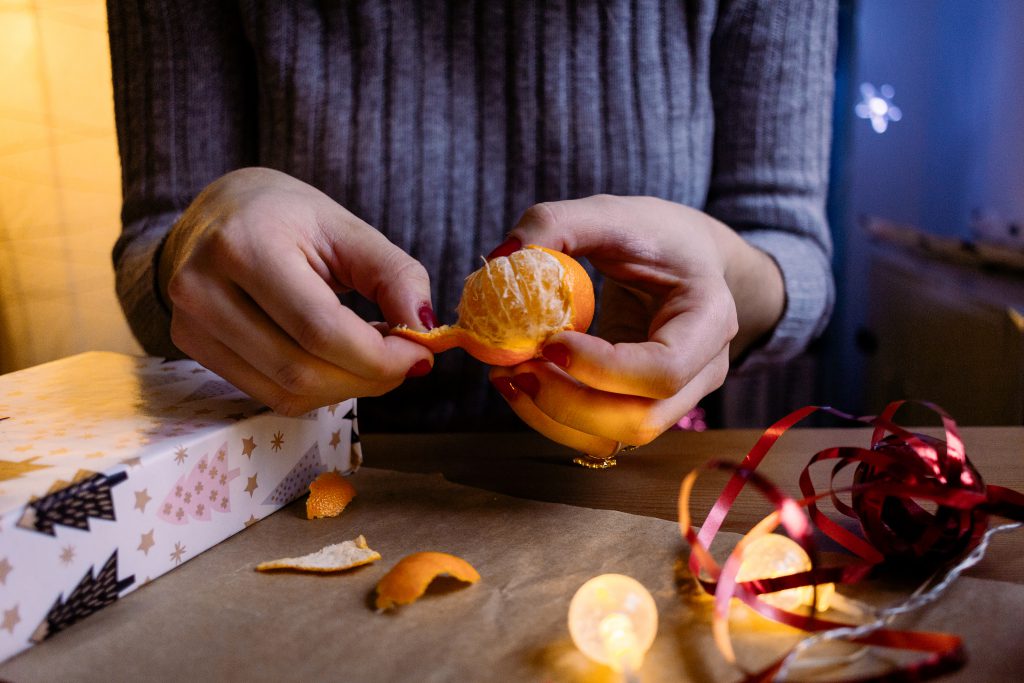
[855,82,902,133]
[736,534,833,612]
[568,574,658,674]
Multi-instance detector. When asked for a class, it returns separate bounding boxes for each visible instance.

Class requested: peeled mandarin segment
[374,551,481,611]
[390,245,594,366]
[305,471,356,519]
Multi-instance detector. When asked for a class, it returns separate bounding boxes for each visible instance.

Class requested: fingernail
[490,376,518,402]
[406,359,432,378]
[485,236,522,260]
[418,304,437,331]
[541,343,570,368]
[510,372,540,399]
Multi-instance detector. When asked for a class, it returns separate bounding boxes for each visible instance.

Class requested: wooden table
[364,427,1024,584]
[3,427,1022,682]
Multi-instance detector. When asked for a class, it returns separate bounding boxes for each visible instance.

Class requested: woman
[108,0,836,458]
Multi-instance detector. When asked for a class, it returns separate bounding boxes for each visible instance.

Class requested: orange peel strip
[306,470,356,519]
[390,245,594,366]
[374,551,481,611]
[255,535,381,573]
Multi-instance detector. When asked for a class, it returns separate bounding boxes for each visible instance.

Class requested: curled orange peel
[390,245,595,366]
[374,551,481,611]
[305,471,356,519]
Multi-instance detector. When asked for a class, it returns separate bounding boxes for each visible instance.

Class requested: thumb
[503,195,646,259]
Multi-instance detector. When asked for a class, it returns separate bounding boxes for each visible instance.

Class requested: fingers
[493,355,726,448]
[540,288,734,400]
[214,238,432,380]
[489,369,619,457]
[173,268,426,382]
[316,210,437,332]
[505,195,674,263]
[170,291,428,413]
[172,312,412,417]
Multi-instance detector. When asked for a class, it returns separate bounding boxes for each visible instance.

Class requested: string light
[736,534,834,612]
[568,574,658,676]
[855,82,902,133]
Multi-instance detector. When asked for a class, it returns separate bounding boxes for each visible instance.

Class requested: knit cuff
[114,212,184,360]
[732,228,834,373]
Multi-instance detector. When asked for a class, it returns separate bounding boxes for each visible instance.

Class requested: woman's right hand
[159,167,435,415]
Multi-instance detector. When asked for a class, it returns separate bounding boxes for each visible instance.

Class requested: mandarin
[391,245,594,366]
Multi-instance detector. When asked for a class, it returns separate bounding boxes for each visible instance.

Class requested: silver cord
[776,522,1023,681]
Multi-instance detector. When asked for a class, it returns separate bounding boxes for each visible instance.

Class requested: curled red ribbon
[679,401,1024,682]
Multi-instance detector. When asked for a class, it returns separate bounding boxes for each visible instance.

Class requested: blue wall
[826,0,1024,412]
[849,0,1023,235]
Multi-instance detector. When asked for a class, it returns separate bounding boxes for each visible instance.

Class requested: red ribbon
[679,401,1024,682]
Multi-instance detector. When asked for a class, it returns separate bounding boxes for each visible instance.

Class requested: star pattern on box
[31,550,134,643]
[16,471,127,536]
[0,456,51,482]
[138,530,155,555]
[169,542,186,565]
[2,606,19,634]
[158,443,239,525]
[261,443,326,506]
[134,489,151,513]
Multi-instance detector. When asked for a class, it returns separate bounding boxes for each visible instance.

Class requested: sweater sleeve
[107,0,257,357]
[706,0,837,371]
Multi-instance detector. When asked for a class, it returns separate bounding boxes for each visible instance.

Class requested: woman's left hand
[487,194,785,458]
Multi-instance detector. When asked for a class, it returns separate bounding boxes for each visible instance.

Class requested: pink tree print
[159,443,240,525]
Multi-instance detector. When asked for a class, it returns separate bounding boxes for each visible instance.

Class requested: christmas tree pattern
[31,550,134,642]
[158,443,239,525]
[137,369,190,389]
[16,471,127,536]
[179,379,237,403]
[343,403,362,468]
[261,442,326,506]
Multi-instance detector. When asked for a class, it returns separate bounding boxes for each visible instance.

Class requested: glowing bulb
[736,534,834,612]
[855,82,902,134]
[568,574,658,673]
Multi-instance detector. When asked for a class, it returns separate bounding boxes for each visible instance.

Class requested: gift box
[0,352,360,663]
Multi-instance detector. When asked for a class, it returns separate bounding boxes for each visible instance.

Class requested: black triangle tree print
[17,471,128,536]
[31,550,134,642]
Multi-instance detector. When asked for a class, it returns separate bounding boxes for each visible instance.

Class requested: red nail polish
[418,304,437,331]
[541,343,570,368]
[510,372,540,399]
[490,376,518,402]
[406,359,432,378]
[485,236,522,260]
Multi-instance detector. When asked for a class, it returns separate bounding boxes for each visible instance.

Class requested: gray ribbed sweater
[107,0,836,431]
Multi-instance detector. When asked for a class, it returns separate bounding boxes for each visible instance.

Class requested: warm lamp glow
[736,534,834,612]
[568,574,658,673]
